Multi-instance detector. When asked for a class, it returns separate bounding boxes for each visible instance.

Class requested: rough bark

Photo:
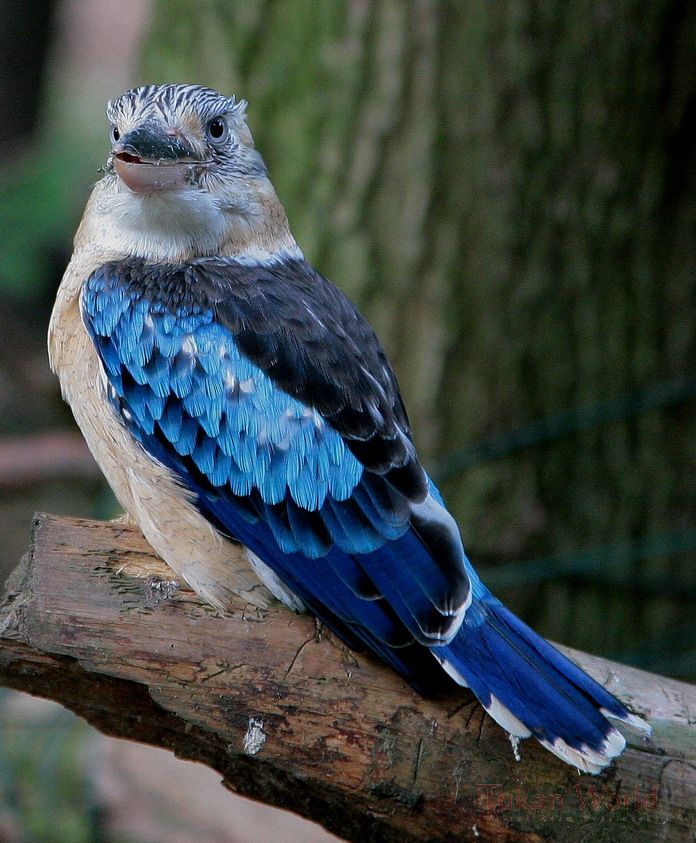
[0,513,694,842]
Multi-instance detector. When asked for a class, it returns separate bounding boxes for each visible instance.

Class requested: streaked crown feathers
[106,83,252,146]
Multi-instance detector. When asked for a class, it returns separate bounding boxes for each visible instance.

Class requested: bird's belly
[49,282,276,610]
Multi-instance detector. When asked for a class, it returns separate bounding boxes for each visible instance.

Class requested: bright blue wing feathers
[86,269,366,521]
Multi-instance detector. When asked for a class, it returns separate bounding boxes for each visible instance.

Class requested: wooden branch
[1,514,694,842]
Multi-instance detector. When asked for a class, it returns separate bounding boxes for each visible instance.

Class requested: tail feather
[437,596,650,774]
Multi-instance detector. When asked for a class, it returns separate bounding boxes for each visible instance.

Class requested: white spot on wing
[432,654,469,687]
[600,706,651,736]
[485,694,532,738]
[245,547,306,612]
[538,728,626,775]
[410,492,472,620]
[302,300,326,328]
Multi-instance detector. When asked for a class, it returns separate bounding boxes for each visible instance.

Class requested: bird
[49,83,649,774]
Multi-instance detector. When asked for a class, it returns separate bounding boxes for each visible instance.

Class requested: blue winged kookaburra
[49,83,649,773]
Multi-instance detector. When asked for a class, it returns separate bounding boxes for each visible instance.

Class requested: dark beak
[110,122,203,193]
[112,122,197,165]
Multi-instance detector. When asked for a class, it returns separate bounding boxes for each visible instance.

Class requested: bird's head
[105,84,259,194]
[79,83,299,263]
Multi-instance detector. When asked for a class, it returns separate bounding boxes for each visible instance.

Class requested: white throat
[87,185,231,262]
[77,177,303,265]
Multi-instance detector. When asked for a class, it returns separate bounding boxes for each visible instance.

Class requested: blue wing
[82,260,471,660]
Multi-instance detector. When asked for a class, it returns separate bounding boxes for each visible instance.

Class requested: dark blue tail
[436,593,650,773]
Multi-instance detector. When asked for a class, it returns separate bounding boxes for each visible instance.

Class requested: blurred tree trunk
[141,1,696,665]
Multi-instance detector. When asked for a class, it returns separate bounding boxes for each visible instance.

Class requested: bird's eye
[110,125,120,144]
[206,116,229,144]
